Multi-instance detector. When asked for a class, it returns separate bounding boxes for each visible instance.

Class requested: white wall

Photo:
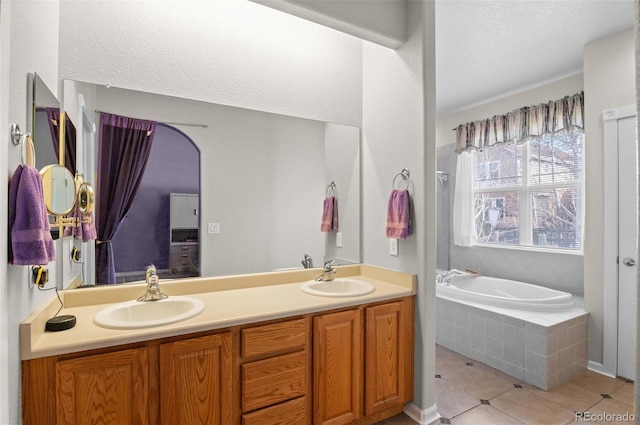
[436,27,637,369]
[250,0,407,49]
[0,2,12,423]
[324,123,361,264]
[58,0,363,127]
[583,28,636,365]
[4,2,60,424]
[2,2,440,423]
[3,2,363,423]
[436,74,585,295]
[362,0,437,416]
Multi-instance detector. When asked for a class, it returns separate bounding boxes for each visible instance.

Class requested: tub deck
[436,275,588,391]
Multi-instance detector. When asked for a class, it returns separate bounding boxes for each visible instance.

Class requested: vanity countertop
[20,264,416,360]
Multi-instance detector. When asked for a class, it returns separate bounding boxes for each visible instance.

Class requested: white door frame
[600,104,637,377]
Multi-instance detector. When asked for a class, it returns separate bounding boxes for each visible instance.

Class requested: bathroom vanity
[21,265,415,425]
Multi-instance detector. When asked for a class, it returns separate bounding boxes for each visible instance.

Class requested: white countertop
[21,264,416,360]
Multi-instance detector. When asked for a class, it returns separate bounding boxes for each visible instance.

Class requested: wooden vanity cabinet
[22,332,234,425]
[22,296,413,425]
[313,297,414,425]
[364,298,414,417]
[313,309,362,425]
[56,347,150,425]
[240,317,311,425]
[160,333,233,425]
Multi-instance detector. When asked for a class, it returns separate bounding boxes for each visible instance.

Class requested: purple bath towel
[386,189,412,239]
[321,196,339,232]
[9,165,55,265]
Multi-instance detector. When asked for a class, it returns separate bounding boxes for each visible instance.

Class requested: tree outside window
[473,129,583,250]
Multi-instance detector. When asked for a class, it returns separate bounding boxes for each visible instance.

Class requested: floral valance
[454,91,584,154]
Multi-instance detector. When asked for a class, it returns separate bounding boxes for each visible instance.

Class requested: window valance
[454,91,584,154]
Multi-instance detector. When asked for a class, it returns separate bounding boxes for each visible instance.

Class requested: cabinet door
[365,299,414,416]
[56,347,149,425]
[160,333,233,425]
[170,194,199,229]
[313,309,361,425]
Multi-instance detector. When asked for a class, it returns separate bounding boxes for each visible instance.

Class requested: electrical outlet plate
[207,223,220,234]
[31,266,51,289]
[389,238,399,256]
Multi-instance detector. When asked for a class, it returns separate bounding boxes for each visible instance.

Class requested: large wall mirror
[28,73,79,239]
[28,73,60,168]
[63,80,361,286]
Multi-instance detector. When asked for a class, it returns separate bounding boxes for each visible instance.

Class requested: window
[473,129,583,250]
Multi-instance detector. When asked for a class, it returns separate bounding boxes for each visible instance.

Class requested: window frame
[472,131,584,252]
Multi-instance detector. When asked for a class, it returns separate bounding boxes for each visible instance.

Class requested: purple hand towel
[63,205,97,243]
[63,204,82,240]
[321,196,339,232]
[8,165,55,265]
[386,189,412,239]
[81,214,97,242]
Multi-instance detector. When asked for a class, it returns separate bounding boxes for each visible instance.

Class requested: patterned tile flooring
[376,345,635,425]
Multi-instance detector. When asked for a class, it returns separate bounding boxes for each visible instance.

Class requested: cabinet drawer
[242,351,306,412]
[170,245,198,255]
[242,397,306,425]
[242,318,306,358]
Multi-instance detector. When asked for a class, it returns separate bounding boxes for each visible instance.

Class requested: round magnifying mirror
[40,164,76,215]
[77,182,95,215]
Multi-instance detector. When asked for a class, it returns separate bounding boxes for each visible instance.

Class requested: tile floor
[376,345,635,425]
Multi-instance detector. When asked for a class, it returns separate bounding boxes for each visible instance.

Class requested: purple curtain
[63,116,77,173]
[96,113,157,284]
[41,107,76,173]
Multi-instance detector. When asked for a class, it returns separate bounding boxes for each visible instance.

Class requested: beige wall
[584,28,636,364]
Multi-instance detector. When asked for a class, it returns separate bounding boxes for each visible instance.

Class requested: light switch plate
[336,232,343,247]
[207,223,220,234]
[389,238,399,256]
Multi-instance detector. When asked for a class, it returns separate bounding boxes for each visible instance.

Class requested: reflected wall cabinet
[169,193,199,276]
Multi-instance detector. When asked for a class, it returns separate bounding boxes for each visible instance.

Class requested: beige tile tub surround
[20,264,416,360]
[437,296,588,391]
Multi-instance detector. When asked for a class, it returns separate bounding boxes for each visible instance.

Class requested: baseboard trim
[404,402,441,425]
[587,361,617,378]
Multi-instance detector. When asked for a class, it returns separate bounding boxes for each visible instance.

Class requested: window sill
[471,242,583,256]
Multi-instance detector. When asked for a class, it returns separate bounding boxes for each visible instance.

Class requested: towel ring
[392,168,410,190]
[325,181,337,197]
[11,123,34,166]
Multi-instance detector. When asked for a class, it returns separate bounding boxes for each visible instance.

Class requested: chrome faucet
[315,260,336,282]
[436,269,458,285]
[301,254,314,269]
[137,265,168,302]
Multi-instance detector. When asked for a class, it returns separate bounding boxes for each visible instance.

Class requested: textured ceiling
[436,0,635,116]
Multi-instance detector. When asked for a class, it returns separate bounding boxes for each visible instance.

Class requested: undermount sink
[300,278,375,298]
[94,296,205,329]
